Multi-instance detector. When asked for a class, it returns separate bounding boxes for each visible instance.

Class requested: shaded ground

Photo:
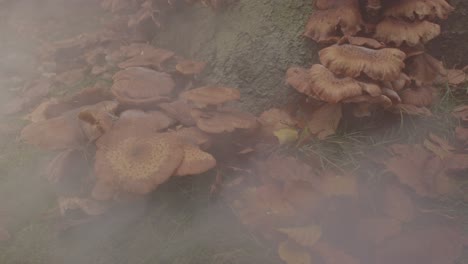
[0,1,468,264]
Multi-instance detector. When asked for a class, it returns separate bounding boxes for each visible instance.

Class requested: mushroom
[180,86,241,108]
[46,149,90,196]
[383,0,454,20]
[78,101,119,142]
[383,72,411,91]
[190,108,259,134]
[170,127,212,150]
[338,36,385,49]
[304,6,362,43]
[258,108,297,136]
[111,67,175,107]
[174,144,216,176]
[159,99,196,126]
[175,60,207,76]
[374,18,440,47]
[20,109,87,150]
[319,44,406,81]
[405,53,446,85]
[117,47,175,70]
[400,86,436,107]
[286,65,381,103]
[94,134,184,196]
[96,109,175,148]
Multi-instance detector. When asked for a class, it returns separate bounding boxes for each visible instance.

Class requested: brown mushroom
[180,86,241,108]
[170,127,212,150]
[374,18,440,47]
[383,72,411,91]
[175,60,207,76]
[159,99,196,126]
[20,109,87,150]
[304,6,362,43]
[258,108,297,136]
[78,101,119,142]
[191,108,259,134]
[118,47,175,70]
[46,149,90,196]
[94,134,184,195]
[319,44,406,81]
[111,67,175,107]
[287,65,381,103]
[400,86,436,107]
[405,53,446,85]
[174,144,216,176]
[96,109,175,148]
[384,0,454,20]
[338,36,385,49]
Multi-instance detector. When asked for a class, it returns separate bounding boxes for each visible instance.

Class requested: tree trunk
[156,0,467,113]
[156,0,316,113]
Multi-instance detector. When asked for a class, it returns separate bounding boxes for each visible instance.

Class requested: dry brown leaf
[277,225,322,248]
[382,184,415,222]
[278,240,312,264]
[453,105,468,122]
[447,69,466,85]
[376,226,463,264]
[357,217,401,245]
[313,241,360,264]
[307,103,342,140]
[319,174,357,197]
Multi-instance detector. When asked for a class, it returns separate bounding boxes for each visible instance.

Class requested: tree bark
[156,0,316,113]
[156,0,467,113]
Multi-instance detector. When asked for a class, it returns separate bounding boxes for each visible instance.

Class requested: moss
[155,0,317,114]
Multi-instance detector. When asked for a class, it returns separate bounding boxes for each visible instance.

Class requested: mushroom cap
[287,65,381,103]
[159,99,196,126]
[20,109,86,150]
[304,7,362,43]
[374,18,440,47]
[171,127,212,150]
[118,47,174,71]
[94,134,184,195]
[78,101,119,142]
[174,144,216,176]
[383,0,454,20]
[405,53,447,85]
[46,149,89,196]
[383,72,411,91]
[400,87,435,107]
[96,109,175,148]
[175,60,207,76]
[111,67,175,107]
[258,108,297,134]
[338,36,385,49]
[180,86,240,107]
[286,67,319,100]
[191,109,259,134]
[319,44,406,81]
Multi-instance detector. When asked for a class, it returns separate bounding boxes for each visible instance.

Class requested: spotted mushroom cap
[180,86,241,108]
[170,127,212,150]
[94,134,184,195]
[375,18,440,47]
[191,108,259,134]
[111,67,175,107]
[383,0,454,20]
[319,44,406,81]
[174,144,216,176]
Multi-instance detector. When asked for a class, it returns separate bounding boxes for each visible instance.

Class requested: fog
[0,1,467,264]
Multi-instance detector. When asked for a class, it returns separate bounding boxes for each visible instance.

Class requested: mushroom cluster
[17,0,257,217]
[287,0,453,119]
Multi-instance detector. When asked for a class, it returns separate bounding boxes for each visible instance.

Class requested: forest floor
[1,1,468,264]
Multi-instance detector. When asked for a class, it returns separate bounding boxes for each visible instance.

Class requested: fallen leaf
[446,69,466,85]
[313,241,360,264]
[278,240,312,264]
[376,226,463,264]
[357,217,401,245]
[382,184,415,222]
[274,128,299,145]
[307,103,342,140]
[319,174,357,197]
[277,225,322,248]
